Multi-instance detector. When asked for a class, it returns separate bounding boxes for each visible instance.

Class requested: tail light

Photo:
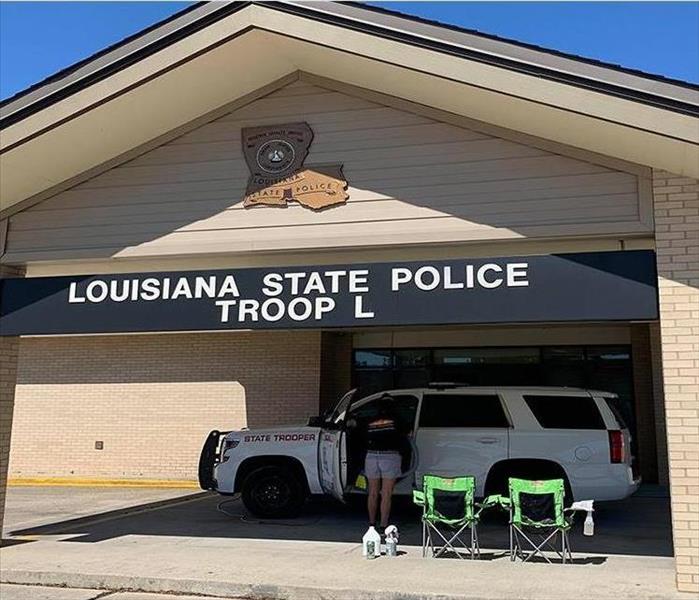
[609,430,625,463]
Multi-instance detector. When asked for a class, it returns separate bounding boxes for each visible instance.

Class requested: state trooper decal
[242,122,349,210]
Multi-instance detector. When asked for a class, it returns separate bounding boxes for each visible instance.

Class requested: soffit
[1,2,697,216]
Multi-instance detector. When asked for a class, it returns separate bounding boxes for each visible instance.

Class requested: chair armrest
[412,490,425,506]
[476,494,510,516]
[484,494,511,508]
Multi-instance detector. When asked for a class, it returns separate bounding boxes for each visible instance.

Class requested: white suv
[199,385,639,518]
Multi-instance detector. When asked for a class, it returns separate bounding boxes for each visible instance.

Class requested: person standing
[362,395,410,532]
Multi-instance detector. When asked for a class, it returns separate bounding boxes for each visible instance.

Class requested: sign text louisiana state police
[0,251,659,336]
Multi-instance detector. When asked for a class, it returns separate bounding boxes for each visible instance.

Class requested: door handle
[477,437,499,444]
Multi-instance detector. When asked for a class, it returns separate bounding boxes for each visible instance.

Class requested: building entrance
[353,344,636,468]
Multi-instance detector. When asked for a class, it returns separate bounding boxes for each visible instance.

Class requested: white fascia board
[291,1,697,106]
[252,5,698,145]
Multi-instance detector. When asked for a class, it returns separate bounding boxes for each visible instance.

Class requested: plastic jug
[362,526,381,558]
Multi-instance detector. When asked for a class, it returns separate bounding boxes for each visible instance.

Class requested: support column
[319,332,353,414]
[649,322,670,487]
[652,169,699,593]
[0,264,24,543]
[630,323,659,483]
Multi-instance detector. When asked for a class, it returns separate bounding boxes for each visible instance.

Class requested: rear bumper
[629,475,642,496]
[198,430,224,491]
[570,464,640,501]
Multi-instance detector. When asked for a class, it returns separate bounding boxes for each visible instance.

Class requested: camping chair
[507,478,573,564]
[412,475,484,559]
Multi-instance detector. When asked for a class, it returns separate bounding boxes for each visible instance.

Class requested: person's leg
[365,451,381,525]
[367,477,380,525]
[379,477,397,527]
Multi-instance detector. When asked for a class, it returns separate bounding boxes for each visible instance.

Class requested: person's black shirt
[363,402,406,453]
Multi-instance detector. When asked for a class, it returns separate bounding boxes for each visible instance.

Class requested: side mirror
[307,416,324,427]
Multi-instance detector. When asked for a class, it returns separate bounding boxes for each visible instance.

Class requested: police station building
[0,2,697,592]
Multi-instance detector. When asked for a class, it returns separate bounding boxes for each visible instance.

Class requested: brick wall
[9,330,321,481]
[652,169,699,593]
[0,265,24,541]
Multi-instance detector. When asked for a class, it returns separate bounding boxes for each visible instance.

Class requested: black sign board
[0,251,658,336]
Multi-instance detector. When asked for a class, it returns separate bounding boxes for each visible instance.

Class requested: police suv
[198,385,639,517]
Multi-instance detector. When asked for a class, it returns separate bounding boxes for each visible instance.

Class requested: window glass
[394,350,430,368]
[587,346,631,362]
[434,348,539,365]
[354,350,392,368]
[419,394,509,428]
[350,395,419,431]
[523,395,605,430]
[394,369,430,389]
[353,370,393,397]
[542,347,585,363]
[541,347,586,388]
[605,397,628,429]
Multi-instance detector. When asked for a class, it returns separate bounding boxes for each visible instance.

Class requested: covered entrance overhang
[1,253,663,486]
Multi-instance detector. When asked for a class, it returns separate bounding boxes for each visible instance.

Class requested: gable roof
[1,0,698,217]
[2,0,698,124]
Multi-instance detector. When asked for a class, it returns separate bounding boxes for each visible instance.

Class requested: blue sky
[1,2,698,101]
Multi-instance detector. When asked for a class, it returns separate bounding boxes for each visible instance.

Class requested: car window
[418,394,509,428]
[604,397,628,429]
[349,394,419,431]
[523,395,605,430]
[324,389,357,426]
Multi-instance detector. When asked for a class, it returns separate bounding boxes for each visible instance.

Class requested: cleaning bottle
[584,511,595,536]
[384,525,399,557]
[362,525,381,559]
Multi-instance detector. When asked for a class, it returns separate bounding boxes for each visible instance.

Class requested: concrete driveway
[0,485,680,600]
[2,486,200,533]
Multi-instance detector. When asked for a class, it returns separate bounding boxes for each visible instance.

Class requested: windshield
[323,388,357,427]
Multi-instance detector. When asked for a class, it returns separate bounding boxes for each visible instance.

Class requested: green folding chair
[507,478,573,564]
[412,475,482,559]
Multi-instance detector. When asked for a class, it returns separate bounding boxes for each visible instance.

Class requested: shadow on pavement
[0,538,33,548]
[7,490,673,560]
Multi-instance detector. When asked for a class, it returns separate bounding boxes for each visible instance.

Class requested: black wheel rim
[253,475,291,510]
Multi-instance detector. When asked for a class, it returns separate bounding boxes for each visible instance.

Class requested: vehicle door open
[344,392,420,494]
[318,389,356,501]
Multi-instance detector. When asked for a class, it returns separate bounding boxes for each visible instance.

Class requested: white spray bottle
[385,525,399,557]
[571,500,595,536]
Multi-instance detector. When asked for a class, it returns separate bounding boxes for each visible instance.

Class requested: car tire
[241,466,305,518]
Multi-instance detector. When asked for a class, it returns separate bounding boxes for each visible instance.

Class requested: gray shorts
[365,451,402,480]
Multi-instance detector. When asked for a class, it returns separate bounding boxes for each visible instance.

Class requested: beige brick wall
[652,169,699,593]
[0,264,24,541]
[9,330,321,481]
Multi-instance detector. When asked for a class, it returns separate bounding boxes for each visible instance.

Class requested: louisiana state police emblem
[242,122,349,210]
